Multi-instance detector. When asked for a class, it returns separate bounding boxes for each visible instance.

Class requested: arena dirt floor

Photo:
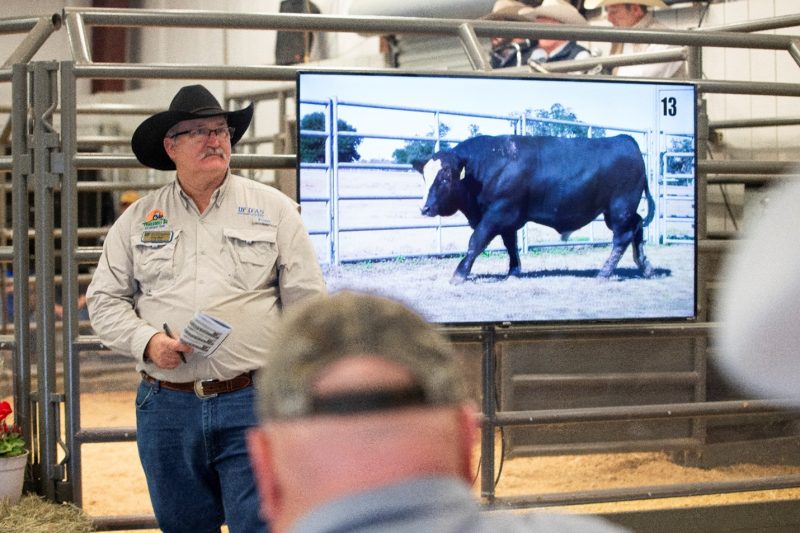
[76,390,800,532]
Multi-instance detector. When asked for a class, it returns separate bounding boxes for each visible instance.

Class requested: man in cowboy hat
[485,0,593,70]
[585,0,687,78]
[87,84,326,532]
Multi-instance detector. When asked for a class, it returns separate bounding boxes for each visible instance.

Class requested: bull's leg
[599,221,635,278]
[598,245,627,278]
[601,211,648,278]
[632,225,654,278]
[501,230,522,277]
[452,226,498,285]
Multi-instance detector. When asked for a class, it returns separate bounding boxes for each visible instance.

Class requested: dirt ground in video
[77,390,800,531]
[322,244,695,324]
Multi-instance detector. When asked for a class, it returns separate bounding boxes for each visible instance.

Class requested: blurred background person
[485,0,540,69]
[586,0,687,78]
[486,0,593,71]
[118,189,140,215]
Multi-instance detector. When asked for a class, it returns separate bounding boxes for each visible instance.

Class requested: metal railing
[2,6,800,530]
[298,94,666,265]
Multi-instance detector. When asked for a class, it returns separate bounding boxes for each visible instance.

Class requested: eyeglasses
[169,126,235,142]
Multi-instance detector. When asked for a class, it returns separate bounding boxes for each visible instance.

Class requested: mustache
[202,148,226,158]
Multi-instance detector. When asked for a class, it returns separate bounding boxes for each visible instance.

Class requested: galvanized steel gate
[3,7,800,531]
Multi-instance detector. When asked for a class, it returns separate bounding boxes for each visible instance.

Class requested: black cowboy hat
[131,84,254,171]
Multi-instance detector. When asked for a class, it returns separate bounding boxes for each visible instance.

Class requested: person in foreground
[87,84,326,532]
[586,0,687,78]
[716,175,800,401]
[247,290,628,533]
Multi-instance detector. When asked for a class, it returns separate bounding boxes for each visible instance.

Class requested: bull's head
[411,152,465,217]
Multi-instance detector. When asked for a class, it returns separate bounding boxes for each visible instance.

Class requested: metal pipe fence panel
[1,7,799,528]
[298,95,683,266]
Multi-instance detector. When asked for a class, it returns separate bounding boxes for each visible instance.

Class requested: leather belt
[140,371,253,399]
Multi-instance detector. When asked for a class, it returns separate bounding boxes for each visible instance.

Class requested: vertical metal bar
[457,22,490,72]
[686,45,702,82]
[480,326,496,502]
[693,94,709,451]
[60,60,80,505]
[695,96,709,309]
[10,63,33,473]
[31,60,60,500]
[330,98,340,266]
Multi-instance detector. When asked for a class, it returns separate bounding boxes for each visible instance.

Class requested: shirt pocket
[132,230,180,295]
[223,227,278,290]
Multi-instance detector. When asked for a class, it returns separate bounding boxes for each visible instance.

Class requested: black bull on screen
[412,134,655,285]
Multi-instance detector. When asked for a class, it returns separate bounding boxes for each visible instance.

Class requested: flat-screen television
[296,71,697,326]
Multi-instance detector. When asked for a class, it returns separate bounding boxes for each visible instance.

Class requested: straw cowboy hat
[486,0,587,25]
[484,1,538,22]
[584,0,667,9]
[131,84,254,171]
[119,190,140,205]
[488,0,534,13]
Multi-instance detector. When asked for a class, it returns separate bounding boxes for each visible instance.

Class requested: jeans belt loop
[194,379,218,399]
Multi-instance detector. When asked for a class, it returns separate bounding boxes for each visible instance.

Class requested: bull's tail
[642,178,655,227]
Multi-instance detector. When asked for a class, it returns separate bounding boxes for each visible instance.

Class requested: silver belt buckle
[194,379,218,399]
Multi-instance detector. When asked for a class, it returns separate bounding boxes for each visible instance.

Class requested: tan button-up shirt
[86,173,326,382]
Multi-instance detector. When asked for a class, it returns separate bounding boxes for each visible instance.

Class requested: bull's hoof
[642,264,655,278]
[450,274,467,285]
[509,267,522,277]
[596,269,613,279]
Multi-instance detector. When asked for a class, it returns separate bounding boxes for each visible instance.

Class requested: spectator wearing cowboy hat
[118,189,140,214]
[86,84,326,533]
[586,0,688,78]
[485,0,593,70]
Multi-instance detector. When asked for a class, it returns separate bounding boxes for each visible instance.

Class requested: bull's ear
[411,159,428,174]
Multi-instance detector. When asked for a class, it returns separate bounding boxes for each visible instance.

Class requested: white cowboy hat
[484,2,539,23]
[487,0,588,26]
[584,0,667,9]
[489,0,530,13]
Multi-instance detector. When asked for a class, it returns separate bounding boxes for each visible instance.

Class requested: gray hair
[254,291,466,421]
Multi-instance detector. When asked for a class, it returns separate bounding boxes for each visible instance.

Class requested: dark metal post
[31,60,61,500]
[10,63,33,483]
[480,325,496,502]
[59,60,80,504]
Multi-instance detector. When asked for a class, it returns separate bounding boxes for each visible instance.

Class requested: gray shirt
[86,173,326,382]
[288,476,629,533]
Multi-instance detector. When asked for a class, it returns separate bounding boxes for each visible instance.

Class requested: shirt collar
[287,476,476,533]
[173,170,231,210]
[544,41,570,60]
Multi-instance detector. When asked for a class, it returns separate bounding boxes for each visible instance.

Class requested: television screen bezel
[295,69,699,328]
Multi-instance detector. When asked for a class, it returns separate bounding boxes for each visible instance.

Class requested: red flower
[0,401,11,423]
[0,402,25,457]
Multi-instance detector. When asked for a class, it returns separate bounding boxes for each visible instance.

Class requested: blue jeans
[135,379,268,533]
